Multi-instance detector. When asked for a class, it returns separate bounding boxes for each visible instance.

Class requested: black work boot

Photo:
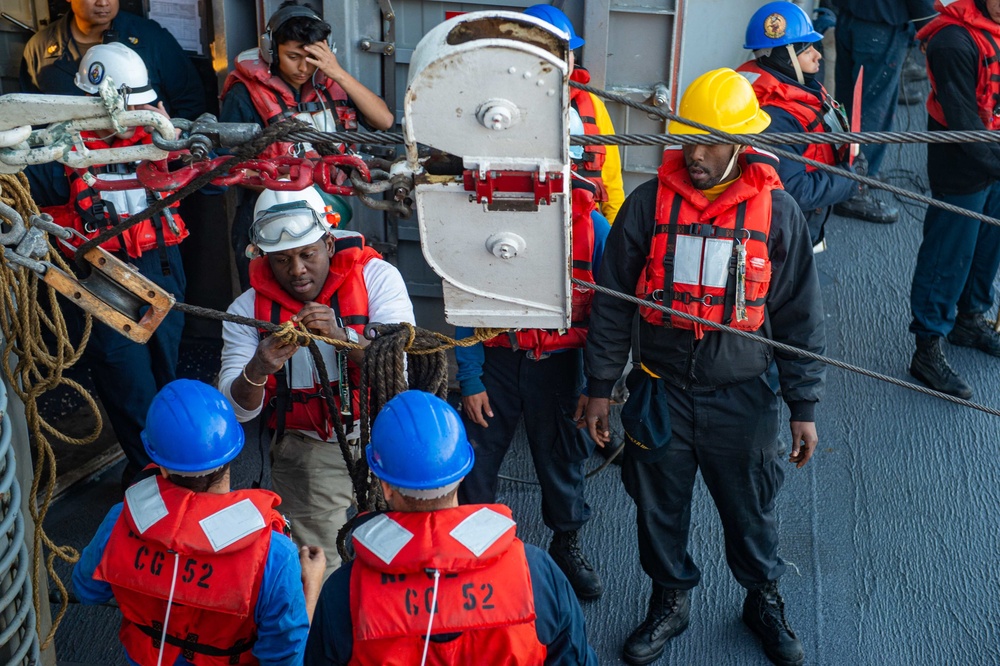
[623,586,690,665]
[549,530,603,600]
[910,336,973,399]
[834,186,899,224]
[947,312,1000,357]
[742,581,804,666]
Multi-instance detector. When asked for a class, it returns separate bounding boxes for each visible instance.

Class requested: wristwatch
[343,327,359,344]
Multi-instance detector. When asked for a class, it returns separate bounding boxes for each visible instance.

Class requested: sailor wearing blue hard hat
[73,380,326,665]
[305,391,599,664]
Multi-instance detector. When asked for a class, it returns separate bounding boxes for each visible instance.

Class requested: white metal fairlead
[404,10,572,329]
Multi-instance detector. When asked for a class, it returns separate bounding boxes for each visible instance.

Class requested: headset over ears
[259,3,325,65]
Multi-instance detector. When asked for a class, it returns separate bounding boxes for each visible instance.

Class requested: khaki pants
[271,431,355,580]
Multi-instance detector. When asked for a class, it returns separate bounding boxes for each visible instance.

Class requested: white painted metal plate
[405,11,568,167]
[405,11,572,328]
[415,179,570,329]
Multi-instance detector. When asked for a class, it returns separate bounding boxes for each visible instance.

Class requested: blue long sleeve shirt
[456,210,611,396]
[73,503,310,666]
[304,542,598,665]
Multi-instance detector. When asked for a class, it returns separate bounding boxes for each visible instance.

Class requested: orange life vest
[483,183,596,359]
[94,473,286,665]
[250,233,381,440]
[569,67,609,202]
[736,60,845,166]
[43,128,188,259]
[918,0,1000,130]
[220,49,358,158]
[637,148,781,339]
[348,505,547,665]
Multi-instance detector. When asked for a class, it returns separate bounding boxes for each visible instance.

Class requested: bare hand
[583,397,612,448]
[136,101,170,118]
[293,302,339,339]
[299,545,326,624]
[461,391,493,428]
[572,394,589,427]
[251,334,299,377]
[304,42,344,82]
[299,545,326,584]
[788,421,818,468]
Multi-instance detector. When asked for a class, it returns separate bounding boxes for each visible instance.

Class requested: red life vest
[917,0,1000,130]
[348,504,547,665]
[637,148,781,339]
[220,49,358,159]
[569,68,609,202]
[736,60,843,167]
[43,128,188,259]
[94,473,286,666]
[483,183,597,359]
[250,233,381,440]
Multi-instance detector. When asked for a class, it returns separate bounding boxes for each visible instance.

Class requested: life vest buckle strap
[673,290,723,306]
[135,622,256,659]
[689,223,716,237]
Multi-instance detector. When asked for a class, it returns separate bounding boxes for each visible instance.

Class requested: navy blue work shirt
[20,10,206,120]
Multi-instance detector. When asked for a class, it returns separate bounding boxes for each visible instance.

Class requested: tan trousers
[271,431,355,580]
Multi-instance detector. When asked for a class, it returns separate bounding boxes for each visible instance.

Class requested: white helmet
[250,186,337,253]
[75,43,158,105]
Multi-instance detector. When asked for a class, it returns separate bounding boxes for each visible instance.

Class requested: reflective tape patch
[353,514,414,565]
[672,235,703,286]
[199,499,266,552]
[126,476,168,534]
[702,238,734,288]
[450,507,516,557]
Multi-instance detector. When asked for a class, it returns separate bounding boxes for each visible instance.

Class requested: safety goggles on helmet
[250,201,331,253]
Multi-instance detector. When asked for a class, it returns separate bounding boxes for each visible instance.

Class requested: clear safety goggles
[249,201,329,248]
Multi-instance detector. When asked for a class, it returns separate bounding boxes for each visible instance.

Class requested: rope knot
[273,320,312,347]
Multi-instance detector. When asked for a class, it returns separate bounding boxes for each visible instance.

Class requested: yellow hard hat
[668,68,771,136]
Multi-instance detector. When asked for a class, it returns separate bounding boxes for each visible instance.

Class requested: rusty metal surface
[42,247,176,344]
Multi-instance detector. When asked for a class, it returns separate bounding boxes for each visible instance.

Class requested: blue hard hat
[744,1,823,50]
[366,391,474,492]
[524,4,584,49]
[141,379,245,473]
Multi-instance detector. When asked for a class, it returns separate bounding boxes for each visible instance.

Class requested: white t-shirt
[218,257,415,441]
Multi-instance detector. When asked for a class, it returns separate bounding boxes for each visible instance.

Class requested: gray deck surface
[44,94,1000,665]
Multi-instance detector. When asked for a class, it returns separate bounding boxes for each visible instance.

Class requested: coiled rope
[0,174,102,650]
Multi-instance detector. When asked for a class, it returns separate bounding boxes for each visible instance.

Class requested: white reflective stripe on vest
[353,514,414,565]
[96,172,148,217]
[672,235,733,289]
[199,499,267,552]
[449,508,515,557]
[126,475,169,534]
[286,344,336,391]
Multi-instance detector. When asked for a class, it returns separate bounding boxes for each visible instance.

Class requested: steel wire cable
[568,81,1000,229]
[286,126,1000,148]
[568,128,1000,147]
[574,278,1000,419]
[0,381,41,665]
